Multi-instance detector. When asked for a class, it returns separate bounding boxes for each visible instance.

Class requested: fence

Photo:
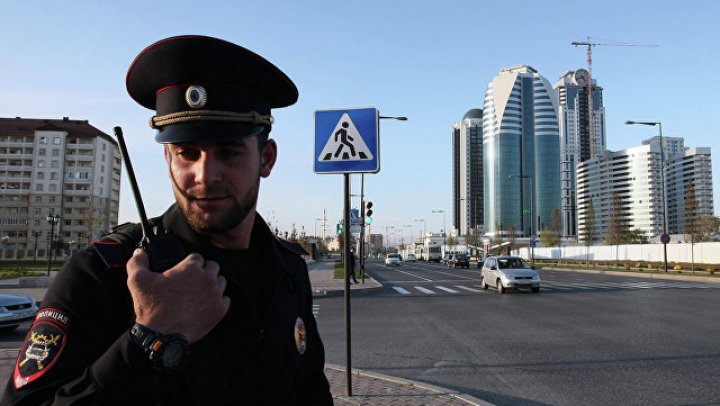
[515,242,720,264]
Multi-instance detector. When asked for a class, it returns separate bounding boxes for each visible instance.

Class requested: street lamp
[32,231,41,263]
[46,214,60,277]
[414,219,426,241]
[626,120,668,272]
[314,218,323,239]
[431,209,446,244]
[401,225,412,246]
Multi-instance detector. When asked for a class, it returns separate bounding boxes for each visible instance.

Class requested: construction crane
[571,38,658,159]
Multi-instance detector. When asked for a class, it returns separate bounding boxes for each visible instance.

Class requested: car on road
[480,256,540,294]
[449,254,470,269]
[403,253,416,262]
[385,253,401,266]
[0,294,39,332]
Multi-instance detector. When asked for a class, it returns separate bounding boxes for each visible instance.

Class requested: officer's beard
[169,171,260,235]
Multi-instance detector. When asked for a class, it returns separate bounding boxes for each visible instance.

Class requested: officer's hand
[126,249,231,343]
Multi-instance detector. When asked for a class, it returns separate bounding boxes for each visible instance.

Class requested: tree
[539,227,560,247]
[627,229,649,244]
[684,181,700,273]
[446,235,458,246]
[605,192,629,245]
[698,216,719,242]
[580,198,597,264]
[507,224,517,253]
[550,208,562,247]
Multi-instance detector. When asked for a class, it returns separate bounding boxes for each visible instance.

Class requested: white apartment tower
[0,117,121,259]
[576,144,664,241]
[553,69,606,239]
[664,146,713,234]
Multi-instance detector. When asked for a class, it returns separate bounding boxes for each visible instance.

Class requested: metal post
[343,173,352,396]
[359,174,365,283]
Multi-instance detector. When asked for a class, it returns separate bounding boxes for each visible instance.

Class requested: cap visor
[154,122,266,144]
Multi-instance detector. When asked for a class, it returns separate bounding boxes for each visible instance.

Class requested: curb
[312,276,384,298]
[540,266,720,283]
[325,364,493,406]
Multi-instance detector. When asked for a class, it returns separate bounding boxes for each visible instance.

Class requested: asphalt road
[317,260,720,405]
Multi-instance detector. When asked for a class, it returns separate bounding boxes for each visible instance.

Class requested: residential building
[665,146,713,234]
[577,144,664,241]
[553,69,606,238]
[482,65,560,238]
[452,108,483,237]
[0,117,121,259]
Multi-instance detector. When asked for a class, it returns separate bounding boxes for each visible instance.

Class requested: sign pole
[343,173,352,396]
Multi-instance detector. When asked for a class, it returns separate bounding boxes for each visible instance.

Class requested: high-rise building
[452,109,483,237]
[482,65,560,238]
[665,146,713,234]
[0,117,121,259]
[553,69,606,238]
[577,144,665,241]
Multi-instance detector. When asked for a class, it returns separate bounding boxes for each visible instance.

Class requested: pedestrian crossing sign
[314,107,379,173]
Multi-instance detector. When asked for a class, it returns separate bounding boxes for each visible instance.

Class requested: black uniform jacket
[2,205,333,405]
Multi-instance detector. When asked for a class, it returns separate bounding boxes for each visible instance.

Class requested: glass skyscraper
[482,65,560,238]
[452,109,483,237]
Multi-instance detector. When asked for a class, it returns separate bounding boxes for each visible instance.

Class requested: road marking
[391,269,433,281]
[435,286,459,294]
[414,286,436,294]
[313,304,320,317]
[392,286,411,295]
[455,285,483,293]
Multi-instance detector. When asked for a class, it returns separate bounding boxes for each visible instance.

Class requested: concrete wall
[516,242,720,264]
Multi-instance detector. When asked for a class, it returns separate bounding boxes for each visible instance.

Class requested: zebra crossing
[386,280,720,296]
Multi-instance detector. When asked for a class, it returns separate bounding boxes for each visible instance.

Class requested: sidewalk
[0,261,490,405]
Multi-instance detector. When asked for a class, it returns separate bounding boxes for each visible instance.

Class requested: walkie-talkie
[114,126,186,272]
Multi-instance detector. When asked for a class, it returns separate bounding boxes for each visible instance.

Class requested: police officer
[2,35,333,405]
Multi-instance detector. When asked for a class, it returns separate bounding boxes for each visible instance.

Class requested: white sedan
[385,253,401,266]
[480,256,540,294]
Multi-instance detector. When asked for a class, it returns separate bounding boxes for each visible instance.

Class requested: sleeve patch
[13,308,70,389]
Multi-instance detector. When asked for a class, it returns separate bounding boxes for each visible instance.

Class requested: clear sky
[2,1,718,243]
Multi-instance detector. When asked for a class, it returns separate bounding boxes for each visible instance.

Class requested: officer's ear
[259,138,277,178]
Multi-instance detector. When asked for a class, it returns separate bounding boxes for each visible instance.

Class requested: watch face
[161,341,186,368]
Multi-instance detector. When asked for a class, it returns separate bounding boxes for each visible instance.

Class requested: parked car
[449,254,470,269]
[480,256,540,294]
[0,294,39,332]
[385,253,401,266]
[403,254,416,262]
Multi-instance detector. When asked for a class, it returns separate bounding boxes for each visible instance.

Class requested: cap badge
[294,317,307,355]
[185,85,207,109]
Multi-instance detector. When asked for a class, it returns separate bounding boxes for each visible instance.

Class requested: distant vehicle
[385,253,401,266]
[480,256,540,294]
[0,294,39,332]
[377,253,384,260]
[442,253,454,264]
[449,254,469,269]
[403,253,416,262]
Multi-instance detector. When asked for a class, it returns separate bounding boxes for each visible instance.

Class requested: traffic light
[336,223,343,235]
[365,201,373,225]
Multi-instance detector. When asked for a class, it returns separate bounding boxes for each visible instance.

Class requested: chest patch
[294,317,307,355]
[14,308,70,389]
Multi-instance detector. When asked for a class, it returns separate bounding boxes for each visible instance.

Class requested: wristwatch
[129,323,190,372]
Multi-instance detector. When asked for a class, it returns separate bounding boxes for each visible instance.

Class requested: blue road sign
[350,208,360,225]
[314,107,379,174]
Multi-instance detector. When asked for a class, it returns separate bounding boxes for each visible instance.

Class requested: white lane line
[313,304,320,317]
[435,286,459,294]
[424,269,477,280]
[392,286,411,295]
[414,286,436,294]
[391,269,433,282]
[455,285,483,293]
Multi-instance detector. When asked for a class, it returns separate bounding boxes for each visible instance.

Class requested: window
[35,184,43,191]
[52,149,60,157]
[49,184,57,192]
[50,172,58,180]
[49,196,55,203]
[36,172,44,180]
[38,148,46,156]
[37,160,45,168]
[51,161,59,168]
[39,137,47,144]
[53,137,61,145]
[35,196,42,202]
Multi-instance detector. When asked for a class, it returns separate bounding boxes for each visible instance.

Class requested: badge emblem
[185,85,207,109]
[294,317,307,355]
[14,308,70,389]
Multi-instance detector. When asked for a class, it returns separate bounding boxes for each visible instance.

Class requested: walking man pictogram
[333,122,356,159]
